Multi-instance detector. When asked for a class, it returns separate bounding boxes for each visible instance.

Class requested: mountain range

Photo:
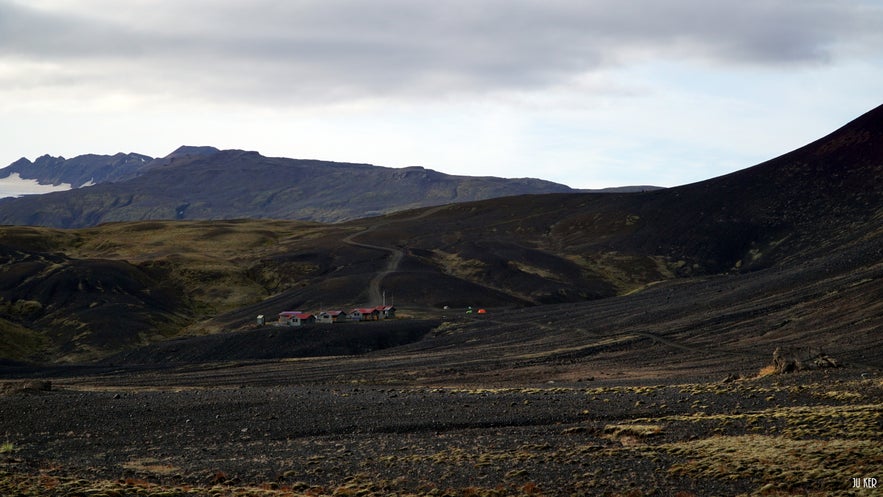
[0,146,599,227]
[0,103,881,367]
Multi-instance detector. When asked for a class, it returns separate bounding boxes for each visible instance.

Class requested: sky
[1,1,882,190]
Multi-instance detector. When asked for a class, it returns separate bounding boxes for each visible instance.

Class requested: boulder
[772,346,840,373]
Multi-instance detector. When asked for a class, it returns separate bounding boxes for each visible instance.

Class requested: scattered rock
[721,373,740,383]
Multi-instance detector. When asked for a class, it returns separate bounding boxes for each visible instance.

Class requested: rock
[721,373,740,383]
[772,347,840,374]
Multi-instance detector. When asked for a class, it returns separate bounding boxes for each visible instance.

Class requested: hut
[278,311,315,326]
[316,310,346,324]
[376,305,396,319]
[349,308,380,321]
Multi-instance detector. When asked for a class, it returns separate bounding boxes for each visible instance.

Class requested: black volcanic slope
[0,146,574,227]
[0,104,881,367]
[0,235,193,363]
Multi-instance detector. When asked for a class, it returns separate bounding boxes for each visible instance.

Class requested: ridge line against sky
[1,0,881,189]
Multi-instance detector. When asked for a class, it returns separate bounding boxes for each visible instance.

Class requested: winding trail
[342,205,449,306]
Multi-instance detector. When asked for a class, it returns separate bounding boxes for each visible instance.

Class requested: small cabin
[278,311,315,327]
[316,310,345,324]
[375,305,396,319]
[349,308,380,321]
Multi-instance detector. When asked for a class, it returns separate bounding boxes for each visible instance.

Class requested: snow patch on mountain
[0,173,74,198]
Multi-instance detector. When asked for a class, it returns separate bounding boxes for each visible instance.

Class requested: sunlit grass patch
[817,389,863,401]
[603,424,663,446]
[121,457,180,475]
[630,402,882,440]
[756,364,777,378]
[663,434,882,493]
[604,424,663,437]
[584,384,663,396]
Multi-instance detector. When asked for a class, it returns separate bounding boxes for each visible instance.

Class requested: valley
[1,199,880,495]
[1,104,883,495]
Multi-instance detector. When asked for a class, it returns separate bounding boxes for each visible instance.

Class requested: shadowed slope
[0,243,192,363]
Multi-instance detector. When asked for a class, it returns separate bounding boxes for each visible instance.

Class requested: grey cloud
[1,0,880,104]
[0,2,144,58]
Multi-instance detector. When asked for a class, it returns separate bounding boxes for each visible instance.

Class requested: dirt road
[342,205,450,305]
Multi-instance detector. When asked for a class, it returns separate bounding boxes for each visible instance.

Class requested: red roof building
[349,308,380,321]
[277,311,315,326]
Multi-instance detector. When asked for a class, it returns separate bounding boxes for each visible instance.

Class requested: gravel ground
[2,367,881,496]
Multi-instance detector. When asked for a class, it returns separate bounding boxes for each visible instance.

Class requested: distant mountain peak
[165,146,221,159]
[0,152,157,192]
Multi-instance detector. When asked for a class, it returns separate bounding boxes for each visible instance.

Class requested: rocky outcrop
[772,346,840,373]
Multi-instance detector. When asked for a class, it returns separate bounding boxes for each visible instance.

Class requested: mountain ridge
[0,148,585,227]
[2,152,153,189]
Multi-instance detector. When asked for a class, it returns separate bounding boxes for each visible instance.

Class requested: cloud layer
[3,0,880,106]
[2,1,881,188]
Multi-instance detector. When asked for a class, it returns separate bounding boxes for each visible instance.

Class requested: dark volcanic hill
[0,227,194,363]
[0,146,575,227]
[0,104,881,365]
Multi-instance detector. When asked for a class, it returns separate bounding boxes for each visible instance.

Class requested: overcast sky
[1,0,881,189]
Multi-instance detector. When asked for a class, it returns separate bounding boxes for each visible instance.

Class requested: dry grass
[603,424,663,439]
[507,260,558,280]
[0,471,556,497]
[2,375,881,496]
[565,253,674,295]
[664,435,880,493]
[603,424,664,448]
[121,457,180,475]
[755,364,777,378]
[432,250,488,282]
[30,220,342,319]
[0,318,47,362]
[69,220,321,262]
[616,378,883,495]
